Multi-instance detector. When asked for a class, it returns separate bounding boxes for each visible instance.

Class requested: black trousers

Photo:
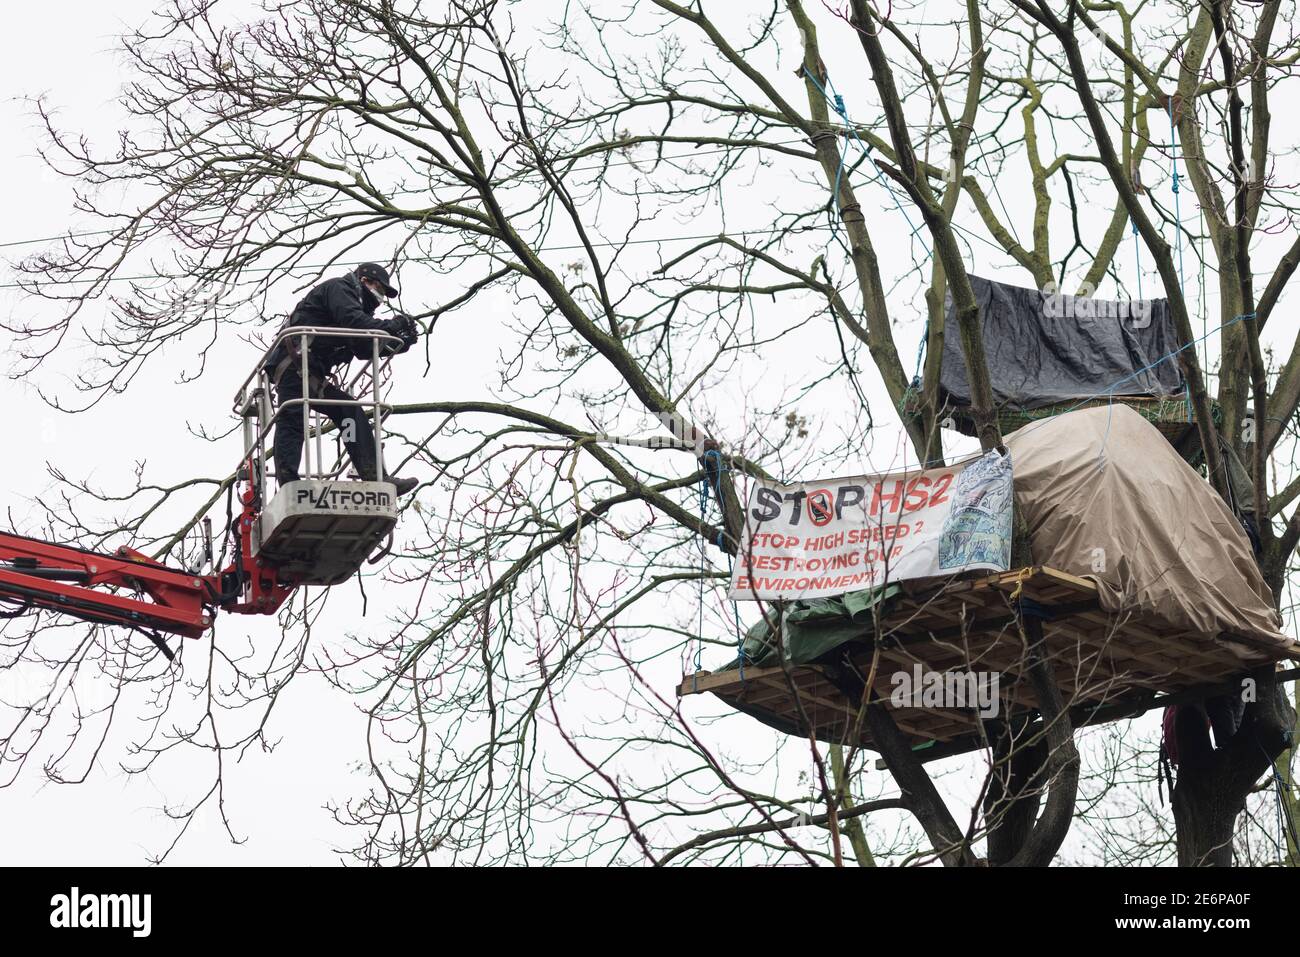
[273,371,379,482]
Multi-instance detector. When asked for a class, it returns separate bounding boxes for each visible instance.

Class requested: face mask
[359,280,380,310]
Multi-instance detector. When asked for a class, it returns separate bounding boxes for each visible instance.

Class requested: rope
[1007,566,1034,608]
[1279,763,1287,860]
[725,547,745,683]
[729,303,1252,480]
[904,309,1253,473]
[802,70,924,243]
[1034,312,1246,417]
[803,67,932,413]
[1257,738,1300,864]
[831,93,851,240]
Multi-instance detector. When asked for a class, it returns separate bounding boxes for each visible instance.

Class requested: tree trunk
[983,717,1047,866]
[1171,766,1242,867]
[1171,668,1295,866]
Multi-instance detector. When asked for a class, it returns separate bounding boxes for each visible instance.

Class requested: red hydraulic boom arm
[0,483,295,658]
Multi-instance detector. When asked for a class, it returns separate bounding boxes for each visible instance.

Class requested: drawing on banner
[729,449,1013,601]
[937,449,1013,571]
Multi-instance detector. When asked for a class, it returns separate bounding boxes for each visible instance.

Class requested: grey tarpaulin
[939,276,1184,409]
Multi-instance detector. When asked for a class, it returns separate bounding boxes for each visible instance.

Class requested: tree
[2,0,1296,865]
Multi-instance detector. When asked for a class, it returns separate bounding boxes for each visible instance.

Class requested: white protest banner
[728,449,1013,601]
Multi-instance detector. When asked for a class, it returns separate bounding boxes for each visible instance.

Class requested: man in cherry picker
[265,262,422,497]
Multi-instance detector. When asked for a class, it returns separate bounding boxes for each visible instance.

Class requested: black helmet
[356,262,398,298]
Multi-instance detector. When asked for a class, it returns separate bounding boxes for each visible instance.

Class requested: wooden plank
[678,665,787,697]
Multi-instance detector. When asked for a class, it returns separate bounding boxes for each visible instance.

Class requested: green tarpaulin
[732,582,903,668]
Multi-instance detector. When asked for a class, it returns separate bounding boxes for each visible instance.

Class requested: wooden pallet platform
[678,567,1300,755]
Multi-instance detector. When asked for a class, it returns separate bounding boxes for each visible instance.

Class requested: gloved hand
[397,313,421,347]
[379,313,421,355]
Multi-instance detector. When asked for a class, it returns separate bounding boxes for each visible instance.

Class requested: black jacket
[265,273,409,378]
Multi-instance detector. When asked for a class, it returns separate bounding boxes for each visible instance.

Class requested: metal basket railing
[232,327,405,497]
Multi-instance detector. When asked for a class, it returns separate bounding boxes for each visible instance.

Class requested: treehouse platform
[678,566,1300,760]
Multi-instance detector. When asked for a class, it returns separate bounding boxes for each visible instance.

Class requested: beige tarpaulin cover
[1005,405,1289,661]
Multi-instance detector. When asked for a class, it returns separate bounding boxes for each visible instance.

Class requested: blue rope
[912,310,1253,471]
[703,448,724,499]
[803,69,926,245]
[1007,100,1240,469]
[1082,314,1247,402]
[1278,764,1287,860]
[803,68,933,408]
[831,93,850,235]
